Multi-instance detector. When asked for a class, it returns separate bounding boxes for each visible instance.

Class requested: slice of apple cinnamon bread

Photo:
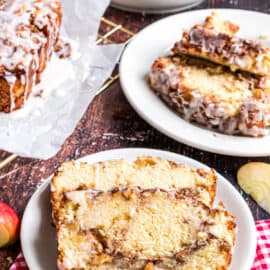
[172,23,270,76]
[56,187,235,270]
[51,156,216,218]
[149,55,270,136]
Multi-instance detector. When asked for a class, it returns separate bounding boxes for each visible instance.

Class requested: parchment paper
[0,0,124,159]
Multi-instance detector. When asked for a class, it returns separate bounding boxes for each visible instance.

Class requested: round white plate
[120,9,270,157]
[111,0,203,14]
[21,148,256,270]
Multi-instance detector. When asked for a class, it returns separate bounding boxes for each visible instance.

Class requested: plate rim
[110,0,204,14]
[21,148,257,270]
[120,8,270,157]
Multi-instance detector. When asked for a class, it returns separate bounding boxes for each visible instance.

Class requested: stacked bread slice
[149,13,270,137]
[51,156,236,270]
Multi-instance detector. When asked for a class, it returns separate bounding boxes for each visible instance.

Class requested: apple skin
[0,201,20,248]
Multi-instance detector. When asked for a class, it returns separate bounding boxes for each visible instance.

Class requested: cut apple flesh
[0,224,10,247]
[237,162,270,214]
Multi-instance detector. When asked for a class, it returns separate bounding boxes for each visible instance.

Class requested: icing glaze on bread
[0,0,62,112]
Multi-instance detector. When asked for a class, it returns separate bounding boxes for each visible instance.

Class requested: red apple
[0,201,20,247]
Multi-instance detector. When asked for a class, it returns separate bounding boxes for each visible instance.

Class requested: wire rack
[0,17,136,171]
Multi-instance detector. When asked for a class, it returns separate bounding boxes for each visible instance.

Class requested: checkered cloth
[9,253,27,270]
[9,220,270,270]
[251,220,270,270]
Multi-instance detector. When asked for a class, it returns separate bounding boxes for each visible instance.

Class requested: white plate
[21,148,256,270]
[111,0,203,14]
[120,9,270,157]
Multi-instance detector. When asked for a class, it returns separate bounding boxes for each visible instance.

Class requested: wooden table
[1,1,270,269]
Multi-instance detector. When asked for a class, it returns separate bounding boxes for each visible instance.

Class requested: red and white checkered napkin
[9,220,270,270]
[9,253,27,270]
[251,220,270,270]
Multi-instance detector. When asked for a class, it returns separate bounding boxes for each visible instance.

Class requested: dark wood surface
[1,1,270,269]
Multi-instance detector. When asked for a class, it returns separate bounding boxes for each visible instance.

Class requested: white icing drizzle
[4,71,16,111]
[0,0,61,111]
[149,65,270,137]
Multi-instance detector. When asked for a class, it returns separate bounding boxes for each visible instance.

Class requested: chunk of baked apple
[237,162,270,214]
[0,201,20,247]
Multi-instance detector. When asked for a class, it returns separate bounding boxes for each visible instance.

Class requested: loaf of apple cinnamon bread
[0,0,62,112]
